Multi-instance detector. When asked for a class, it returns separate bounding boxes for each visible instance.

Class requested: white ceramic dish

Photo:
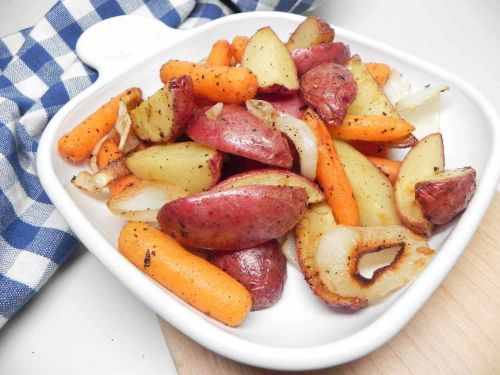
[37,12,500,371]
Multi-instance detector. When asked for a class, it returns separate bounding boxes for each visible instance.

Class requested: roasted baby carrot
[328,115,415,142]
[58,88,142,162]
[108,174,141,196]
[97,139,122,170]
[303,109,359,225]
[365,63,391,86]
[367,156,401,184]
[118,222,252,327]
[231,35,250,64]
[160,60,258,105]
[206,39,233,66]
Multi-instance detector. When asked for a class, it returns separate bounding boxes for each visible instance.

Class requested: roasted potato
[286,16,334,51]
[300,62,357,125]
[126,142,222,194]
[395,133,445,236]
[157,185,308,251]
[209,240,287,310]
[187,104,293,168]
[346,55,398,117]
[214,169,324,204]
[256,93,307,119]
[295,202,366,310]
[334,140,401,226]
[130,75,194,142]
[242,27,299,94]
[291,42,350,77]
[415,167,476,225]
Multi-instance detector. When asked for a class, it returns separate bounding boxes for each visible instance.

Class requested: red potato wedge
[300,62,357,126]
[130,76,194,143]
[395,133,445,236]
[126,142,222,194]
[187,104,293,168]
[286,16,334,51]
[242,27,299,94]
[334,140,401,226]
[214,169,324,204]
[157,185,308,251]
[295,202,367,310]
[256,93,307,119]
[209,240,287,311]
[415,167,476,225]
[291,42,351,77]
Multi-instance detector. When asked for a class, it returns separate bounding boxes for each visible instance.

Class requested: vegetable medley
[59,17,476,327]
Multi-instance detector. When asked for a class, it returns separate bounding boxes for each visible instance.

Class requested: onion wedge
[316,225,434,301]
[280,231,299,269]
[205,102,223,120]
[72,159,129,193]
[107,180,186,222]
[246,99,318,180]
[396,85,449,139]
[384,69,411,104]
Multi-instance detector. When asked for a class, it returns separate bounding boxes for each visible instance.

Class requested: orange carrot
[232,35,250,64]
[97,139,122,170]
[350,141,388,158]
[58,88,142,162]
[160,60,258,105]
[303,109,359,225]
[118,222,252,327]
[365,63,391,86]
[367,156,401,184]
[206,40,233,67]
[108,174,141,196]
[328,115,415,142]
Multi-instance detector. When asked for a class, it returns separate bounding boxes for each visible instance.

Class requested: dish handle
[76,15,182,80]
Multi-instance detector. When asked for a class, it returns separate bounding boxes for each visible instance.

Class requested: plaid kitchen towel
[0,0,320,328]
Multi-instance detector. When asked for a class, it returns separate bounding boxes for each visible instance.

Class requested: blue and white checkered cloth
[0,0,319,328]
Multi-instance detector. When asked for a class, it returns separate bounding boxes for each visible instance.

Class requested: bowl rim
[37,11,500,370]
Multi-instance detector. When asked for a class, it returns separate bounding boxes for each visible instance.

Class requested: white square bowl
[37,12,500,371]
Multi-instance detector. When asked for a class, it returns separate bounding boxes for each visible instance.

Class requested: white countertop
[1,1,499,374]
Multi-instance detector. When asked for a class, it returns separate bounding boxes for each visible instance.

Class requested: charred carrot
[97,139,122,170]
[108,174,141,196]
[206,40,233,66]
[367,156,401,184]
[328,115,415,142]
[118,222,252,327]
[58,88,142,162]
[231,36,250,64]
[160,60,258,105]
[365,63,391,86]
[303,109,359,225]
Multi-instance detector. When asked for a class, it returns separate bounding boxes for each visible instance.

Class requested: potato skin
[291,42,351,77]
[256,93,306,119]
[300,62,357,126]
[169,75,195,134]
[209,241,287,310]
[157,185,308,251]
[286,16,334,51]
[415,167,476,225]
[187,104,293,168]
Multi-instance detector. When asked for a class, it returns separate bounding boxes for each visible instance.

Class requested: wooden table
[159,195,500,374]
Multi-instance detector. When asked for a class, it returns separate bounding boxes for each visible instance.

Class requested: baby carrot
[119,222,252,327]
[303,109,359,225]
[58,88,142,162]
[108,174,141,196]
[328,115,415,142]
[206,40,233,66]
[97,139,122,170]
[231,35,250,64]
[365,63,391,86]
[367,156,401,184]
[160,60,258,105]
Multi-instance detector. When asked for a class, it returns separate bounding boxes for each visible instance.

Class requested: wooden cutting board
[159,194,500,375]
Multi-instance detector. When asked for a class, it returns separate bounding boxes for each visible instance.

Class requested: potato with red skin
[130,75,194,143]
[300,62,357,126]
[286,16,334,51]
[415,167,476,225]
[291,42,351,77]
[157,185,308,251]
[256,93,307,119]
[209,241,287,310]
[187,104,293,168]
